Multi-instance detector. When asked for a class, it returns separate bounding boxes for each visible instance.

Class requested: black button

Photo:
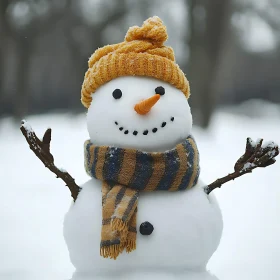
[140,221,154,235]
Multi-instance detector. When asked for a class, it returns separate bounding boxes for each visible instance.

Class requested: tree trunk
[13,37,32,119]
[0,0,9,115]
[65,33,89,111]
[0,46,4,114]
[187,0,231,128]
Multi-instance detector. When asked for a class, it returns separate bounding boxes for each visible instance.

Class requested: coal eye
[155,86,165,96]
[112,89,122,99]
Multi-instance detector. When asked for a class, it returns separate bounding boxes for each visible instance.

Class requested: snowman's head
[87,76,192,152]
[82,16,192,151]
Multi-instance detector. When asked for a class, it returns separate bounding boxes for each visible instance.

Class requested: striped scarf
[84,135,200,259]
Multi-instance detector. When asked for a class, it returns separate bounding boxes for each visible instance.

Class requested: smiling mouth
[114,117,175,136]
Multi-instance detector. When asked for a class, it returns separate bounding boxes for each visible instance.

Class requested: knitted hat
[81,16,190,108]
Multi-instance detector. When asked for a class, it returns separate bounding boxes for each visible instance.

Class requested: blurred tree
[0,1,9,114]
[235,0,280,31]
[218,0,280,106]
[62,0,127,110]
[187,0,231,128]
[0,0,129,118]
[0,0,65,119]
[1,0,279,123]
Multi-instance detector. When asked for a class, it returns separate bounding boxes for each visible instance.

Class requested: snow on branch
[20,120,81,201]
[205,137,279,194]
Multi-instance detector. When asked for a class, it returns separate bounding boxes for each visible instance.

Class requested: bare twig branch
[20,120,81,201]
[205,137,279,194]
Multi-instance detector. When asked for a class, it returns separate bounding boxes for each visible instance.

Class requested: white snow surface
[0,109,279,280]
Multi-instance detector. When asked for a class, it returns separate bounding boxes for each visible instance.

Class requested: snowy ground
[0,106,279,280]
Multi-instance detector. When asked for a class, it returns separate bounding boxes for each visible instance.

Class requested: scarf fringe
[100,245,122,260]
[126,240,136,253]
[111,218,128,232]
[100,240,137,259]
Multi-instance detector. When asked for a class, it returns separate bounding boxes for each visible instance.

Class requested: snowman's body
[63,76,223,279]
[64,178,222,280]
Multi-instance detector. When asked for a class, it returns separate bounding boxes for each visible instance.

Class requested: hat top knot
[81,16,190,109]
[125,16,168,46]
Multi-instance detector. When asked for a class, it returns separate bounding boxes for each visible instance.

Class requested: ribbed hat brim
[81,52,190,108]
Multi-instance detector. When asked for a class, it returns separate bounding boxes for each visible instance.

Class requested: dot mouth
[114,117,175,136]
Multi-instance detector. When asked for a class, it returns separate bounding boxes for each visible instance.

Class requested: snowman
[63,16,223,280]
[20,16,279,280]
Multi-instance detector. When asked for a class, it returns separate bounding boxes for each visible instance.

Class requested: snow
[0,108,279,280]
[248,137,256,147]
[267,149,277,157]
[241,162,256,171]
[262,141,278,149]
[59,167,67,173]
[255,138,263,145]
[21,120,33,135]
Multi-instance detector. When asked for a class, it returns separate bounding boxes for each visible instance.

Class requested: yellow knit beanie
[81,16,190,108]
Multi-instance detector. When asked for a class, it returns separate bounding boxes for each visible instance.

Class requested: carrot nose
[134,94,160,115]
